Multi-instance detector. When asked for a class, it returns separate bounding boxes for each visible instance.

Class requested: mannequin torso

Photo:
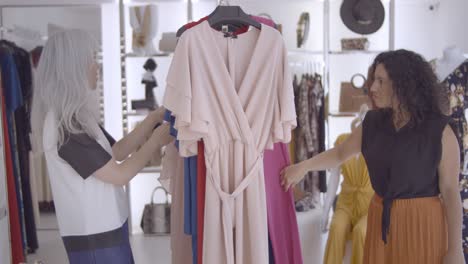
[435,46,466,81]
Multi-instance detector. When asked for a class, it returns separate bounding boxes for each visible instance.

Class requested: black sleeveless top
[361,109,451,243]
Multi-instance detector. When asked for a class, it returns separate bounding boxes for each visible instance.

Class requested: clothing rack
[0,73,12,264]
[0,25,47,42]
[289,59,324,76]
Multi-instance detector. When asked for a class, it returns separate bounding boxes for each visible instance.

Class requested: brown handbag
[339,82,371,113]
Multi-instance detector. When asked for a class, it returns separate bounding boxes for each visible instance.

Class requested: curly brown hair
[370,49,449,125]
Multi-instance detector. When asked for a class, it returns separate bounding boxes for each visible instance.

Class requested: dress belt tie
[207,153,263,264]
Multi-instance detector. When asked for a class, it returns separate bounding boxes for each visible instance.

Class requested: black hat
[340,0,385,35]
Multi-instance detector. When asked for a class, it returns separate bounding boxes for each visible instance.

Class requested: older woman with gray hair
[31,29,172,264]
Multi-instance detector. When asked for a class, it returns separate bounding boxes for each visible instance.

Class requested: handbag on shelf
[341,38,369,51]
[140,186,171,235]
[339,82,371,113]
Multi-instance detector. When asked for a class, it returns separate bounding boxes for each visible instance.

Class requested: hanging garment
[361,109,450,263]
[164,109,198,264]
[0,47,28,257]
[9,41,38,252]
[183,154,198,263]
[30,46,54,210]
[313,75,327,193]
[295,75,325,203]
[161,143,193,264]
[440,60,468,259]
[130,5,158,56]
[2,40,42,252]
[171,15,279,264]
[163,21,296,264]
[264,142,303,264]
[196,141,206,264]
[36,155,54,211]
[323,134,374,264]
[1,68,25,264]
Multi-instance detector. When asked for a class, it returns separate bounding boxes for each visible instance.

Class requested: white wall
[2,6,101,49]
[395,0,468,60]
[229,0,324,51]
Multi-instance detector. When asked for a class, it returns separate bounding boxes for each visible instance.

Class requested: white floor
[28,213,340,264]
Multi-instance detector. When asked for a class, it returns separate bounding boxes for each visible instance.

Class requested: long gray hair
[31,29,100,153]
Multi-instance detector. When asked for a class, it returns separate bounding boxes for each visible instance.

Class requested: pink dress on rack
[264,143,303,264]
[163,21,296,264]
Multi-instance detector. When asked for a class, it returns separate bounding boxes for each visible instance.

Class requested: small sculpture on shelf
[132,58,159,111]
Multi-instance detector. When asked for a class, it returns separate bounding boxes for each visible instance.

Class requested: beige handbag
[339,82,371,113]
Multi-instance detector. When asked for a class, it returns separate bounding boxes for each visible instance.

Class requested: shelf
[123,0,214,4]
[125,53,173,58]
[125,110,151,117]
[288,49,324,55]
[328,111,357,117]
[0,0,115,7]
[328,50,388,55]
[141,166,162,173]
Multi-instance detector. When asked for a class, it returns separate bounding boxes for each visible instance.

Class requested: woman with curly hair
[282,49,464,263]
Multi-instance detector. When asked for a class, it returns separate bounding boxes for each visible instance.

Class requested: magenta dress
[264,143,303,264]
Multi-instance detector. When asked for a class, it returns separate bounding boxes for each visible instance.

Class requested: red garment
[1,89,25,263]
[196,142,206,264]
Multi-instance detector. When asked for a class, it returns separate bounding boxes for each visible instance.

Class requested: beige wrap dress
[163,20,296,264]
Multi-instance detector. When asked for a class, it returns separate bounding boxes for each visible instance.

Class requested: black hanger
[176,5,261,38]
[207,5,261,31]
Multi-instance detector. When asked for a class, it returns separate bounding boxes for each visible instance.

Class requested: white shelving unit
[119,0,217,234]
[323,0,394,148]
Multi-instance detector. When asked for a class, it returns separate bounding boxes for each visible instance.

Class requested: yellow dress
[323,134,374,264]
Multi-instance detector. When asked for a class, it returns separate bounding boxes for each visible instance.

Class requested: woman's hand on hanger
[112,106,167,161]
[151,122,173,148]
[94,123,172,186]
[151,106,167,125]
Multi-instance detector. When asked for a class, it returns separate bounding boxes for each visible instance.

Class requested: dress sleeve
[272,40,297,144]
[58,133,112,180]
[163,34,209,157]
[99,126,116,147]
